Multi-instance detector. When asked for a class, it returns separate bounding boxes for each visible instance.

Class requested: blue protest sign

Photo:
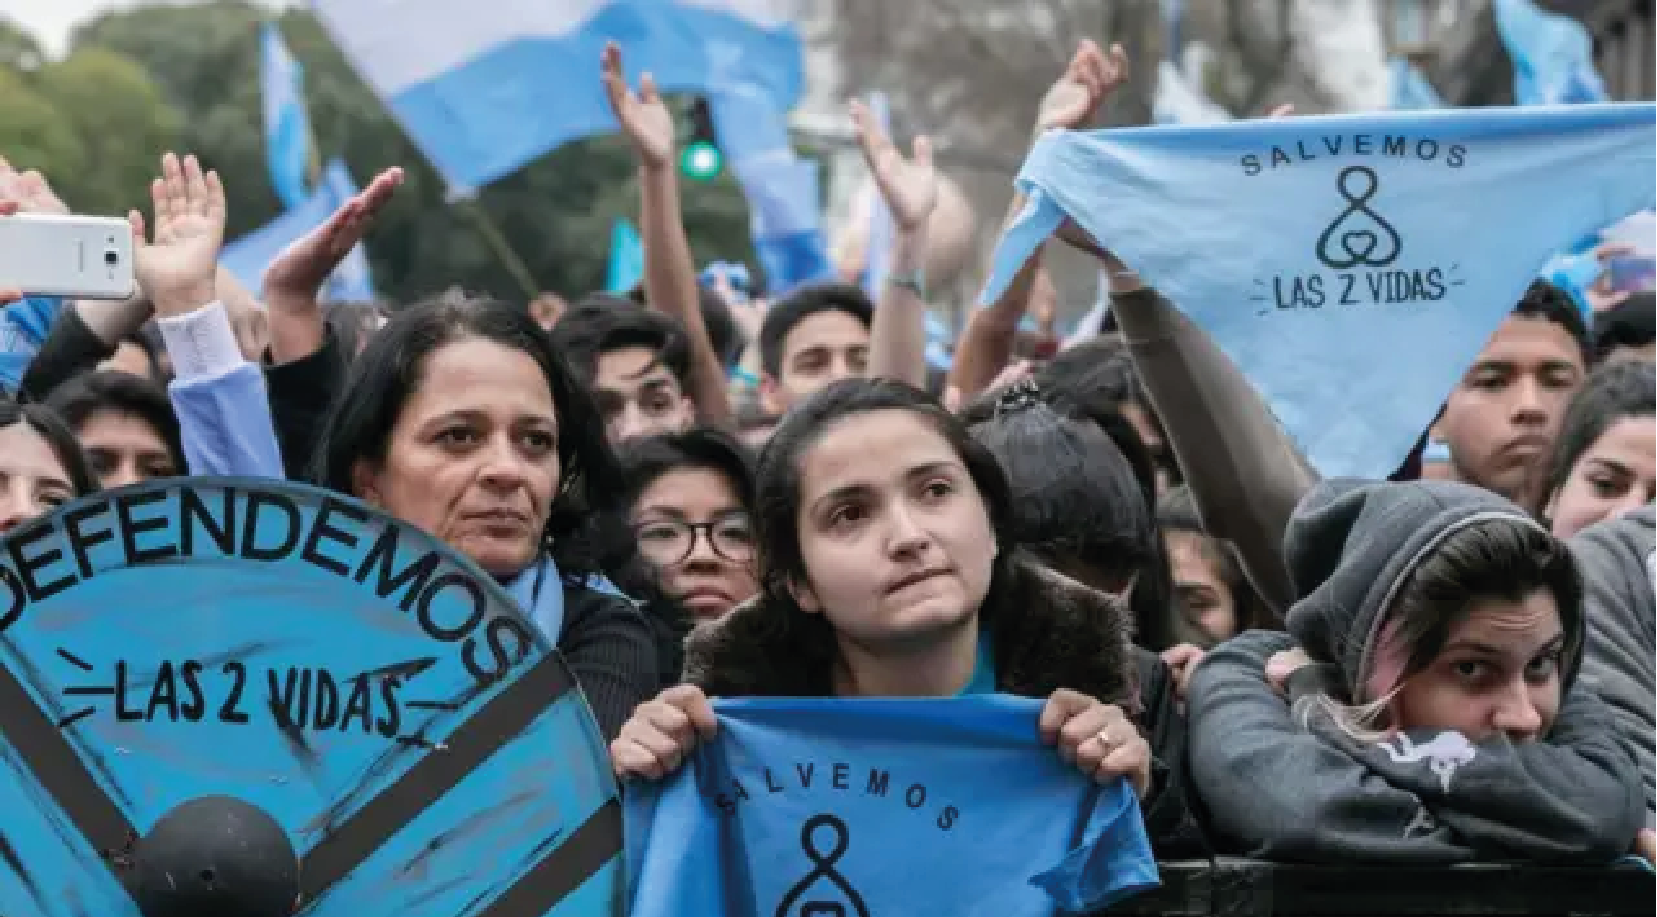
[0,478,622,917]
[980,104,1657,480]
[625,696,1158,916]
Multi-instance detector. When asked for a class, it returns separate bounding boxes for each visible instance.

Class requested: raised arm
[603,43,732,427]
[949,40,1126,402]
[1106,276,1313,613]
[133,153,283,479]
[855,100,937,388]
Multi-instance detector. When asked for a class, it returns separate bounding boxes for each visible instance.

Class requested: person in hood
[610,379,1153,801]
[966,381,1205,857]
[1187,478,1644,864]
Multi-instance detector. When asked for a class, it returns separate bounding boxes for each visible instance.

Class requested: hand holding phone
[130,152,226,317]
[0,210,135,300]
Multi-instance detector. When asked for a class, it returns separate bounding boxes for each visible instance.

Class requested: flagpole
[324,77,543,302]
[457,198,541,300]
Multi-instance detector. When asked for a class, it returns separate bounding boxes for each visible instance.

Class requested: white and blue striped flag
[1493,0,1608,106]
[704,46,830,295]
[1388,58,1444,110]
[222,159,376,303]
[313,0,805,195]
[260,22,314,209]
[319,160,376,301]
[860,91,894,297]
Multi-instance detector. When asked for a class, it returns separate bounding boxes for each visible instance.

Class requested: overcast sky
[4,0,283,57]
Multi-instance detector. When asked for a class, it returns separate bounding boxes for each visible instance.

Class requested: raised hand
[851,99,937,235]
[0,155,68,216]
[130,153,225,316]
[263,167,403,308]
[602,42,675,169]
[1036,40,1129,134]
[1039,688,1151,796]
[1161,642,1206,702]
[610,684,718,780]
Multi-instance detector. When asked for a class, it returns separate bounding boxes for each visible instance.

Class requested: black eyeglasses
[633,515,756,566]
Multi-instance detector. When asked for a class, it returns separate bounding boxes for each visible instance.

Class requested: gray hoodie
[1568,504,1655,822]
[1187,478,1645,863]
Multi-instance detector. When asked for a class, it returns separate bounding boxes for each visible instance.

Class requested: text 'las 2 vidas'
[58,650,412,740]
[1241,133,1470,314]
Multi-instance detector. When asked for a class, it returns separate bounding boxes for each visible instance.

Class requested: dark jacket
[1189,479,1644,864]
[266,327,349,480]
[19,309,346,484]
[1570,504,1655,823]
[19,306,110,400]
[682,553,1204,858]
[560,581,661,743]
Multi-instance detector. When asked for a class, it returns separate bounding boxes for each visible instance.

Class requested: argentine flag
[320,161,376,302]
[260,22,314,209]
[1493,0,1608,106]
[313,0,805,194]
[1389,58,1444,111]
[221,159,376,304]
[606,219,645,294]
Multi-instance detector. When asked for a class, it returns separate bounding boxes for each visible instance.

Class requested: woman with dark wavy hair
[1188,478,1643,864]
[310,292,657,739]
[610,379,1152,815]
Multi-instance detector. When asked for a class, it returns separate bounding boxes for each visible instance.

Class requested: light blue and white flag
[1161,0,1184,56]
[1539,248,1604,314]
[706,56,831,296]
[1494,0,1608,106]
[222,159,375,303]
[980,105,1657,480]
[314,0,805,194]
[606,218,645,294]
[260,22,314,209]
[741,157,834,295]
[625,697,1158,917]
[860,92,896,297]
[320,160,376,302]
[1389,58,1444,111]
[1153,45,1231,126]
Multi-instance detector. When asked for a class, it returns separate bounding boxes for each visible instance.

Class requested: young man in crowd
[757,281,874,417]
[549,295,697,444]
[1431,280,1592,509]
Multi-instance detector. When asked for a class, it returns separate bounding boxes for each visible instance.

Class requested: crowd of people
[1,37,1653,900]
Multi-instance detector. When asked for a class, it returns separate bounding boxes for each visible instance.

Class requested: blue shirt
[960,630,997,696]
[625,696,1159,916]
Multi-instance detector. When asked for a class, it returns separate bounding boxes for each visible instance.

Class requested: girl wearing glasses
[619,429,760,626]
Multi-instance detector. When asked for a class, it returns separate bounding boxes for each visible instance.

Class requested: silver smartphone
[0,212,136,300]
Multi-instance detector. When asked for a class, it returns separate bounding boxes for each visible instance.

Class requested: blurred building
[1427,0,1654,103]
[1572,0,1654,99]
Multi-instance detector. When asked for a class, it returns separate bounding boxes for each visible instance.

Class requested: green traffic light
[680,141,723,180]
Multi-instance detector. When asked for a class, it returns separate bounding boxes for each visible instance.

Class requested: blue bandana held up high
[980,104,1656,480]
